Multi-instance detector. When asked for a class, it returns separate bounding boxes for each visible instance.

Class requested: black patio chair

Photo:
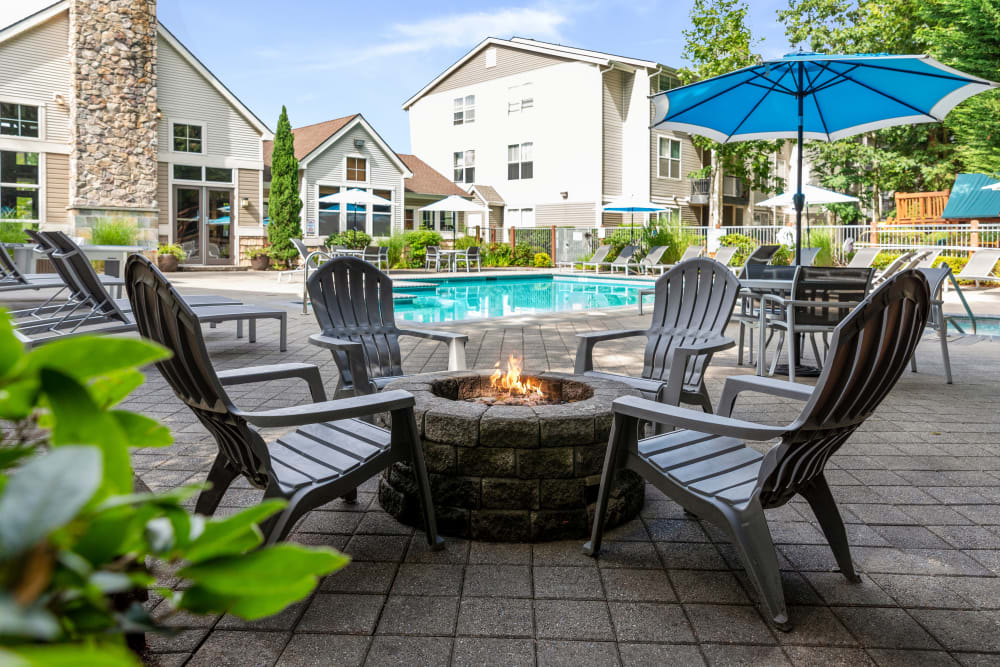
[307,256,469,397]
[586,270,931,630]
[575,258,741,411]
[123,254,443,546]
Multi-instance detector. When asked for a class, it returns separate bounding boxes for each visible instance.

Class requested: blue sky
[5,0,793,152]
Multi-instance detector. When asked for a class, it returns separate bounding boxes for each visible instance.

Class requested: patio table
[439,249,462,272]
[330,248,364,257]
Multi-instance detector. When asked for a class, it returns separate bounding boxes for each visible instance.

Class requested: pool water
[394,275,655,323]
[947,316,1000,336]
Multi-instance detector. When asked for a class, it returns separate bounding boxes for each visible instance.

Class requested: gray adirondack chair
[846,247,880,268]
[307,256,468,397]
[586,270,932,630]
[122,254,443,547]
[575,258,741,411]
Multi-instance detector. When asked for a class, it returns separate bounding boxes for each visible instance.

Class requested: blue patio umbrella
[652,52,998,264]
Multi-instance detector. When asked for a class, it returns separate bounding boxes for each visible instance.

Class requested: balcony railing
[689,176,746,204]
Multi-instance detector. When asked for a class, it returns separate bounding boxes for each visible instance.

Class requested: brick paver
[121,283,1000,666]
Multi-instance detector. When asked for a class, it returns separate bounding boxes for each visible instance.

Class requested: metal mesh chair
[586,270,931,630]
[123,254,443,547]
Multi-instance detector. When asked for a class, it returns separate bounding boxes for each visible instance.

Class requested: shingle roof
[472,184,504,205]
[262,114,358,164]
[398,154,469,197]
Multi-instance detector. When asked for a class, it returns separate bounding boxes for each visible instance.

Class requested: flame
[490,354,544,397]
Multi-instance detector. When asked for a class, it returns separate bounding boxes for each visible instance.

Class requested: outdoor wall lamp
[560,191,568,199]
[52,93,65,106]
[354,139,365,149]
[240,197,249,209]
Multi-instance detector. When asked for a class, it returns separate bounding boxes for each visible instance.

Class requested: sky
[3,0,793,152]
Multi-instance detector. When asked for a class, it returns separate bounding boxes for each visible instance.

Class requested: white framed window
[453,150,475,183]
[508,83,533,113]
[0,150,40,222]
[171,164,233,183]
[507,142,533,180]
[346,156,367,183]
[654,206,681,226]
[453,95,475,125]
[657,137,681,179]
[171,122,204,153]
[0,103,39,138]
[723,175,742,197]
[652,73,680,94]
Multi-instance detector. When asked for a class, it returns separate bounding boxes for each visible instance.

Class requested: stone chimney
[68,0,158,244]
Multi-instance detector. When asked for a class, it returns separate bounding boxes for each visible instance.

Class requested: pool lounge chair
[712,246,738,270]
[647,245,704,275]
[914,247,943,269]
[559,245,612,272]
[586,271,931,631]
[954,249,1000,285]
[846,246,880,268]
[797,247,822,267]
[123,253,444,547]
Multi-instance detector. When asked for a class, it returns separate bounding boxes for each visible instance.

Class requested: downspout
[599,61,616,228]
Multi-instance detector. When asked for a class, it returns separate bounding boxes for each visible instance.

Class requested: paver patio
[102,277,1000,666]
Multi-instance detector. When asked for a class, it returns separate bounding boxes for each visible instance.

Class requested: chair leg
[260,484,310,546]
[738,322,745,366]
[279,314,287,352]
[799,475,861,583]
[194,455,240,516]
[937,312,952,384]
[910,354,918,373]
[249,319,256,344]
[340,488,359,504]
[406,412,444,550]
[697,384,713,413]
[584,415,630,557]
[809,334,823,367]
[723,504,791,631]
[236,319,243,339]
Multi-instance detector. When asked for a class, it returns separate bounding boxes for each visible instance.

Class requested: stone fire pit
[377,371,644,542]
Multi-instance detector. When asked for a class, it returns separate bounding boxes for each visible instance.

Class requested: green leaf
[1,643,139,666]
[88,369,145,409]
[0,595,60,641]
[41,369,132,495]
[178,544,348,595]
[0,311,25,379]
[177,575,318,620]
[72,506,134,566]
[185,500,287,563]
[88,571,136,594]
[0,377,40,421]
[0,446,102,559]
[25,336,168,381]
[0,445,37,472]
[109,410,172,448]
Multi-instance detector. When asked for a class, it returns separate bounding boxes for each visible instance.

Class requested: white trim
[0,137,67,154]
[343,153,370,186]
[168,163,235,185]
[509,37,660,70]
[168,118,206,155]
[0,97,47,141]
[298,115,413,177]
[158,151,262,170]
[402,37,609,110]
[0,147,43,225]
[0,1,67,43]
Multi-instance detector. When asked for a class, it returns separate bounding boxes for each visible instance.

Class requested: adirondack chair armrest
[308,333,373,394]
[612,395,788,441]
[658,337,735,405]
[574,329,647,374]
[716,375,813,418]
[238,389,415,428]
[398,328,469,371]
[217,363,327,403]
[308,333,363,353]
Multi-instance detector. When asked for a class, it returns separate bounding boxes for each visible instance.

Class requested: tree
[267,106,303,268]
[680,0,784,228]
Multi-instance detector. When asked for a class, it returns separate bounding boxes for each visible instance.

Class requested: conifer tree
[267,106,302,268]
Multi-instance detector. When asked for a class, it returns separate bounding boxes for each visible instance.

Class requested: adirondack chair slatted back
[124,254,271,486]
[42,232,129,322]
[644,258,741,387]
[308,256,403,386]
[789,267,874,327]
[756,271,930,507]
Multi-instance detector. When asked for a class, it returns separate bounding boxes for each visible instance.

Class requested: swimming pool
[393,275,655,323]
[947,316,1000,336]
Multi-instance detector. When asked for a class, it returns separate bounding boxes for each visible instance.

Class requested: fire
[490,354,544,397]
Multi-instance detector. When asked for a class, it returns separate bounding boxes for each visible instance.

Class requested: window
[654,207,680,226]
[173,165,232,183]
[172,123,203,153]
[453,95,475,125]
[0,151,40,221]
[373,189,392,237]
[318,185,341,235]
[453,150,475,183]
[652,73,680,94]
[0,103,39,138]
[508,83,533,113]
[440,211,455,232]
[657,137,681,179]
[723,175,742,197]
[421,211,434,230]
[507,142,533,180]
[404,208,415,230]
[346,156,367,182]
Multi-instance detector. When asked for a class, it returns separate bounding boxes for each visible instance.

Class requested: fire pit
[377,366,644,542]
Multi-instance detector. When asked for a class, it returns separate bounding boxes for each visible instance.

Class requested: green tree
[267,106,303,268]
[680,0,785,228]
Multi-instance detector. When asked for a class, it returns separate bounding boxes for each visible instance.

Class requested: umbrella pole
[793,62,805,266]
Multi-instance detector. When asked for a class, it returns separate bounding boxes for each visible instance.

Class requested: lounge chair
[756,266,875,382]
[954,249,1000,285]
[712,246,738,269]
[872,249,919,286]
[914,246,943,269]
[585,270,931,630]
[602,245,640,274]
[122,254,443,547]
[648,245,704,275]
[845,246,880,268]
[572,245,612,272]
[629,246,667,275]
[797,247,822,266]
[277,239,325,283]
[737,244,781,278]
[307,256,468,398]
[17,232,285,350]
[575,258,740,411]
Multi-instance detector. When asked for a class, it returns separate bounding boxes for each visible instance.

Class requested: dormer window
[453,95,475,125]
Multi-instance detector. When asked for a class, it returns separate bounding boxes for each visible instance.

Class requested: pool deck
[6,272,1000,665]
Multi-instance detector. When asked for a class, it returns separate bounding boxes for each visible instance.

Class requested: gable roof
[399,154,469,197]
[263,114,357,164]
[942,174,1000,219]
[470,184,504,205]
[1,1,272,138]
[402,36,669,110]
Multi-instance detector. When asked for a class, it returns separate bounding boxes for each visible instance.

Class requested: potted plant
[156,243,186,272]
[246,246,271,270]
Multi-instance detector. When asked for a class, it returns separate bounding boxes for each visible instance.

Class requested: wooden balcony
[894,190,949,224]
